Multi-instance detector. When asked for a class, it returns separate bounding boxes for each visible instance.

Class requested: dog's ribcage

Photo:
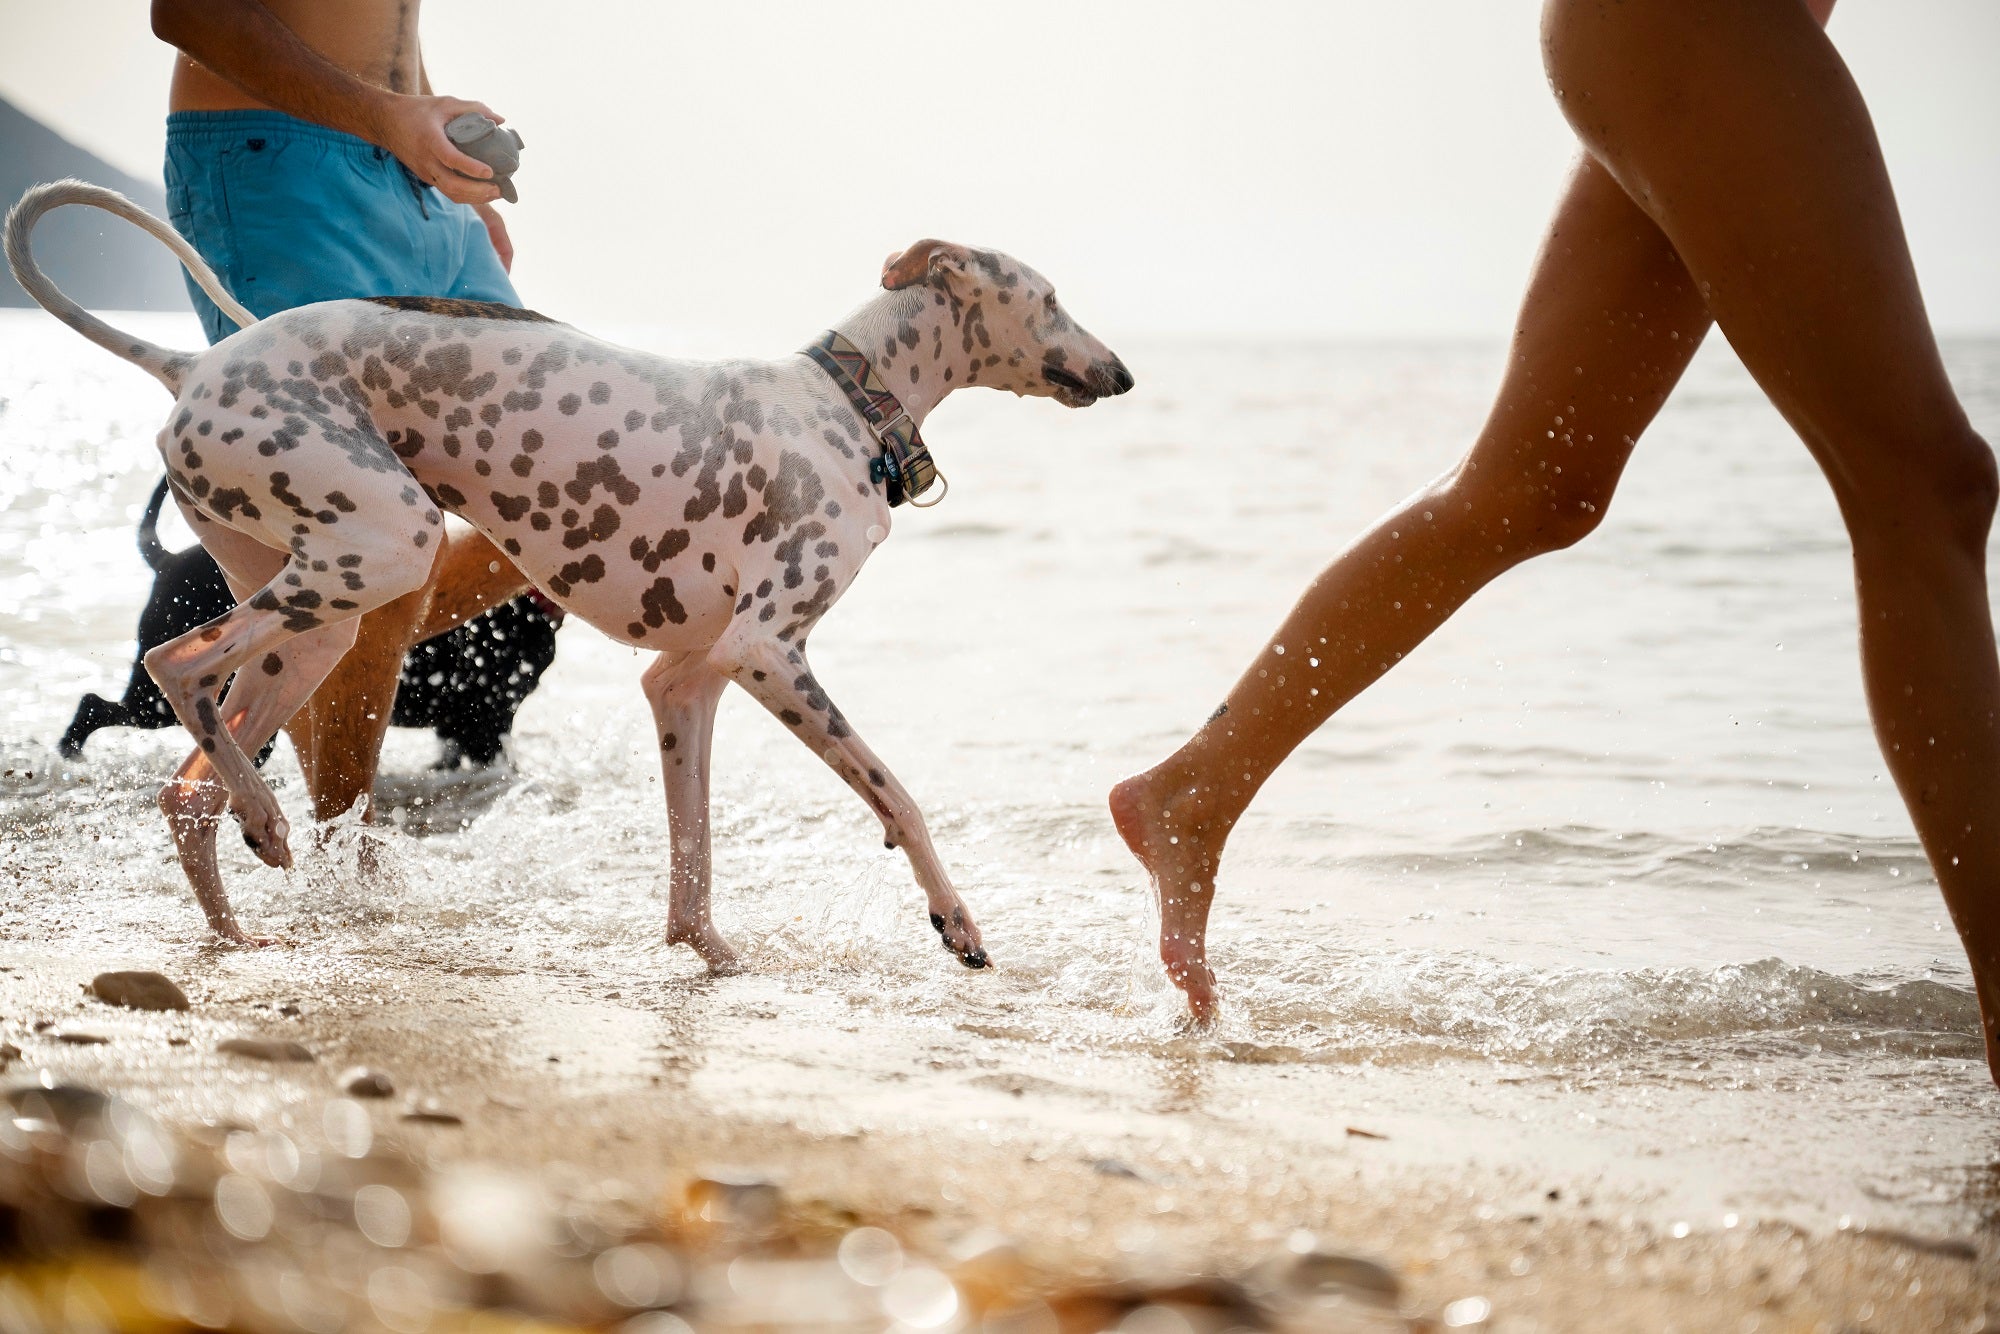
[160,300,890,653]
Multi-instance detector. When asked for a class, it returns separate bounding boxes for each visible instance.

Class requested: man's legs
[290,527,528,815]
[288,187,534,812]
[164,111,534,821]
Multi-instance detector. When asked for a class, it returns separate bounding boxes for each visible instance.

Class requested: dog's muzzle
[1044,359,1134,407]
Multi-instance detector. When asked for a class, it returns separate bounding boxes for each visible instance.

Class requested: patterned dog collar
[801,330,945,508]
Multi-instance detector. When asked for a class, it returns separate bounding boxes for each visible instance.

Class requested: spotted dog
[6,180,1133,964]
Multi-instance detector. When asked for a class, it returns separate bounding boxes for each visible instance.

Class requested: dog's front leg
[640,651,737,972]
[717,636,989,969]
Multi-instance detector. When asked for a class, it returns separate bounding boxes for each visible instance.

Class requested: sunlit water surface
[4,311,1999,1230]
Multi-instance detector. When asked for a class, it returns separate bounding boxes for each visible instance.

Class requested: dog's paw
[232,802,293,870]
[929,909,990,970]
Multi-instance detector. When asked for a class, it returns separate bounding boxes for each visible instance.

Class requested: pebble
[216,1037,315,1063]
[340,1065,396,1098]
[1863,1228,1979,1262]
[87,970,190,1012]
[1277,1248,1403,1308]
[402,1101,464,1126]
[4,1084,109,1130]
[682,1171,784,1236]
[1090,1158,1145,1180]
[1047,1274,1266,1332]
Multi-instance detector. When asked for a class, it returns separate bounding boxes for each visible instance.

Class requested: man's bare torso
[168,0,423,111]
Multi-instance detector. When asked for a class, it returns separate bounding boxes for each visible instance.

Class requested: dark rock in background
[0,95,189,312]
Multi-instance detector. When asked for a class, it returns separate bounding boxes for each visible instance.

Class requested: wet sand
[5,939,1995,1332]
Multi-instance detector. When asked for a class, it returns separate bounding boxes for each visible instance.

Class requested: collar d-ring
[905,468,949,508]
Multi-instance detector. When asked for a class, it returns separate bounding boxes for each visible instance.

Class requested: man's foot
[667,918,742,975]
[1109,766,1225,1024]
[216,926,285,948]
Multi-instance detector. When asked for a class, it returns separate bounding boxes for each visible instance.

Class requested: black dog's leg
[59,693,136,758]
[71,534,276,763]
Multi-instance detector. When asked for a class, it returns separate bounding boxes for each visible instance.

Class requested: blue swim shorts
[164,110,518,346]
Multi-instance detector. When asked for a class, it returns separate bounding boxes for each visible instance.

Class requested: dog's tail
[3,179,255,395]
[137,475,173,573]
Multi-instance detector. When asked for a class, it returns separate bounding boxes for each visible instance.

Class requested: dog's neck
[830,286,984,428]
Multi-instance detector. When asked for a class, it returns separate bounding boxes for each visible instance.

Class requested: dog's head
[882,240,1133,408]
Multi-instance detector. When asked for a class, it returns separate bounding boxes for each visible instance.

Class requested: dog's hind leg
[640,650,737,972]
[153,522,287,884]
[716,636,989,970]
[160,617,360,942]
[146,486,442,918]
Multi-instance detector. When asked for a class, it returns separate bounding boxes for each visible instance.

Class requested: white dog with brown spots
[7,179,1133,967]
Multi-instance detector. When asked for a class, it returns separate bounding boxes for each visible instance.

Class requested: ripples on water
[3,315,1999,1106]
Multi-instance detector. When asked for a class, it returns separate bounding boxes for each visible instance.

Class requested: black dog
[391,590,562,768]
[61,478,561,766]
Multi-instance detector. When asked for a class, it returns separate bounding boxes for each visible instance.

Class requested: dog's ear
[881,239,972,290]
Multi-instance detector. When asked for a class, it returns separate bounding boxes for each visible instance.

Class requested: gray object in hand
[445,113,524,203]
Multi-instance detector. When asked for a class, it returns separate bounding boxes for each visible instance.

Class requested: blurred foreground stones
[0,1078,1470,1333]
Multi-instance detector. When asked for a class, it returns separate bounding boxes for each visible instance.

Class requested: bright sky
[2,1,1996,341]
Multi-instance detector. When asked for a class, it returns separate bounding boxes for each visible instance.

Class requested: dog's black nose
[1094,359,1135,396]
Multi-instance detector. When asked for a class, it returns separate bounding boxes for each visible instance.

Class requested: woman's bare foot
[1109,765,1228,1023]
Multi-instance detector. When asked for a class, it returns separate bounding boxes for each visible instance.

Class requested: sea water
[3,310,1997,1231]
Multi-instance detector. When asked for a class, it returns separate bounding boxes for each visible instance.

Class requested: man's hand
[475,202,514,273]
[373,94,507,206]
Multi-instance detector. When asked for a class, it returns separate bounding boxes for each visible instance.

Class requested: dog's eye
[1042,292,1058,311]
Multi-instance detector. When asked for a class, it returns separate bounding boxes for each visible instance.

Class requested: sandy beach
[4,935,1997,1331]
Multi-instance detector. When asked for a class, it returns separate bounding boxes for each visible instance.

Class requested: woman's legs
[1111,155,1715,1018]
[1120,0,2000,1087]
[1541,0,2000,1079]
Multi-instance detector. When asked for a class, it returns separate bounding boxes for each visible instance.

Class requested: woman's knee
[1439,459,1619,560]
[1844,426,1998,558]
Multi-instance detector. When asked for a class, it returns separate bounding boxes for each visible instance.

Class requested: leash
[800,331,947,508]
